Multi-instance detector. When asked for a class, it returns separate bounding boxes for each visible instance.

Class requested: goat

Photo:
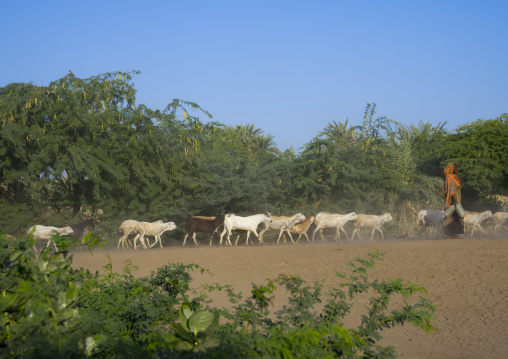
[312,212,358,242]
[117,220,140,249]
[258,213,306,245]
[70,219,96,243]
[493,212,508,234]
[417,210,444,237]
[219,213,272,246]
[351,213,393,241]
[27,225,74,253]
[285,215,315,243]
[464,210,493,236]
[183,215,225,247]
[117,220,162,249]
[132,221,177,250]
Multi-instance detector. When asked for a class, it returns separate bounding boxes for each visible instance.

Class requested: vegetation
[0,233,435,358]
[1,71,505,356]
[2,71,506,241]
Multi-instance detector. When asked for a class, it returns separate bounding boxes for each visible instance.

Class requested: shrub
[0,233,435,358]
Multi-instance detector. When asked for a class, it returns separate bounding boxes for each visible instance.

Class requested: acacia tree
[438,114,508,204]
[0,82,44,230]
[0,72,148,230]
[0,72,212,233]
[169,121,283,225]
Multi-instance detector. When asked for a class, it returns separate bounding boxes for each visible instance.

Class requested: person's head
[444,162,457,176]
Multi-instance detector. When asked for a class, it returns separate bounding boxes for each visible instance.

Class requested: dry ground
[71,234,508,359]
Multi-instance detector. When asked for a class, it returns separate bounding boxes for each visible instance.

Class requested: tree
[405,120,448,176]
[227,124,281,156]
[361,103,393,140]
[318,119,361,150]
[439,114,508,202]
[1,72,155,230]
[0,72,212,233]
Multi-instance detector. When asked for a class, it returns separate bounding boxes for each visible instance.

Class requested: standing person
[442,162,465,238]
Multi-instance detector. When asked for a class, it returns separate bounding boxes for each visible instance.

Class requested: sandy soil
[71,235,508,359]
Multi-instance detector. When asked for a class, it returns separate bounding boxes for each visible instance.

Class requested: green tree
[318,119,361,150]
[0,72,213,235]
[170,123,282,223]
[439,114,508,202]
[227,124,280,156]
[361,103,393,140]
[406,120,448,176]
[0,72,155,230]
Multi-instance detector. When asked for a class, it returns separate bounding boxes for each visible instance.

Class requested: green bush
[0,233,435,358]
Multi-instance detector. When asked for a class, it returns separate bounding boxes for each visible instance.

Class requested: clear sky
[2,1,507,151]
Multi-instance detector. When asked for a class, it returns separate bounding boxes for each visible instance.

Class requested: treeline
[1,71,507,241]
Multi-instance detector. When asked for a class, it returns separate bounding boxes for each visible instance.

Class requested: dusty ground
[71,234,508,359]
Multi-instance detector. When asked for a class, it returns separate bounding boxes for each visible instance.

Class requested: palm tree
[410,120,447,141]
[318,119,361,150]
[235,124,264,145]
[253,132,280,155]
[393,120,447,144]
[224,124,280,155]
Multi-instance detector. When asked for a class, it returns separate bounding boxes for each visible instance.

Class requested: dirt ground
[71,234,508,359]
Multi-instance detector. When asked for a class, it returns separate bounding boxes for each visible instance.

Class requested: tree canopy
[1,72,506,239]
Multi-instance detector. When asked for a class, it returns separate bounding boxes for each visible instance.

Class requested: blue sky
[2,1,507,151]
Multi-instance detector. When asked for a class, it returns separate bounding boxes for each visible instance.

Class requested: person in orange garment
[442,162,465,238]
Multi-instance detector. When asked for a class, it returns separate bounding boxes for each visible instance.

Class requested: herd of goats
[20,208,508,253]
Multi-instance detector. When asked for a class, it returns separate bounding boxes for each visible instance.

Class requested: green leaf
[170,321,190,335]
[170,321,196,343]
[188,310,215,334]
[179,303,194,328]
[65,285,77,304]
[203,311,219,335]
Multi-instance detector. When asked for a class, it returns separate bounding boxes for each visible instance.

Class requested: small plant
[169,302,220,351]
[213,250,435,358]
[0,234,87,358]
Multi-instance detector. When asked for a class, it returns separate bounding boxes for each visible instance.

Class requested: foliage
[296,105,444,236]
[169,302,220,351]
[1,72,506,240]
[0,234,93,358]
[0,234,436,358]
[438,115,508,204]
[0,72,211,233]
[215,250,435,358]
[70,259,212,357]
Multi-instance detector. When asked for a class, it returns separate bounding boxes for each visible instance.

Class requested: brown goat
[183,215,225,247]
[280,215,315,244]
[292,215,315,243]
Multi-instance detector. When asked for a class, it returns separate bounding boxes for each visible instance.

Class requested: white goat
[219,213,272,246]
[351,213,393,241]
[464,211,493,236]
[27,225,74,253]
[493,212,508,234]
[259,213,306,245]
[117,220,139,249]
[312,212,358,242]
[417,210,444,237]
[117,220,163,249]
[132,221,177,249]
